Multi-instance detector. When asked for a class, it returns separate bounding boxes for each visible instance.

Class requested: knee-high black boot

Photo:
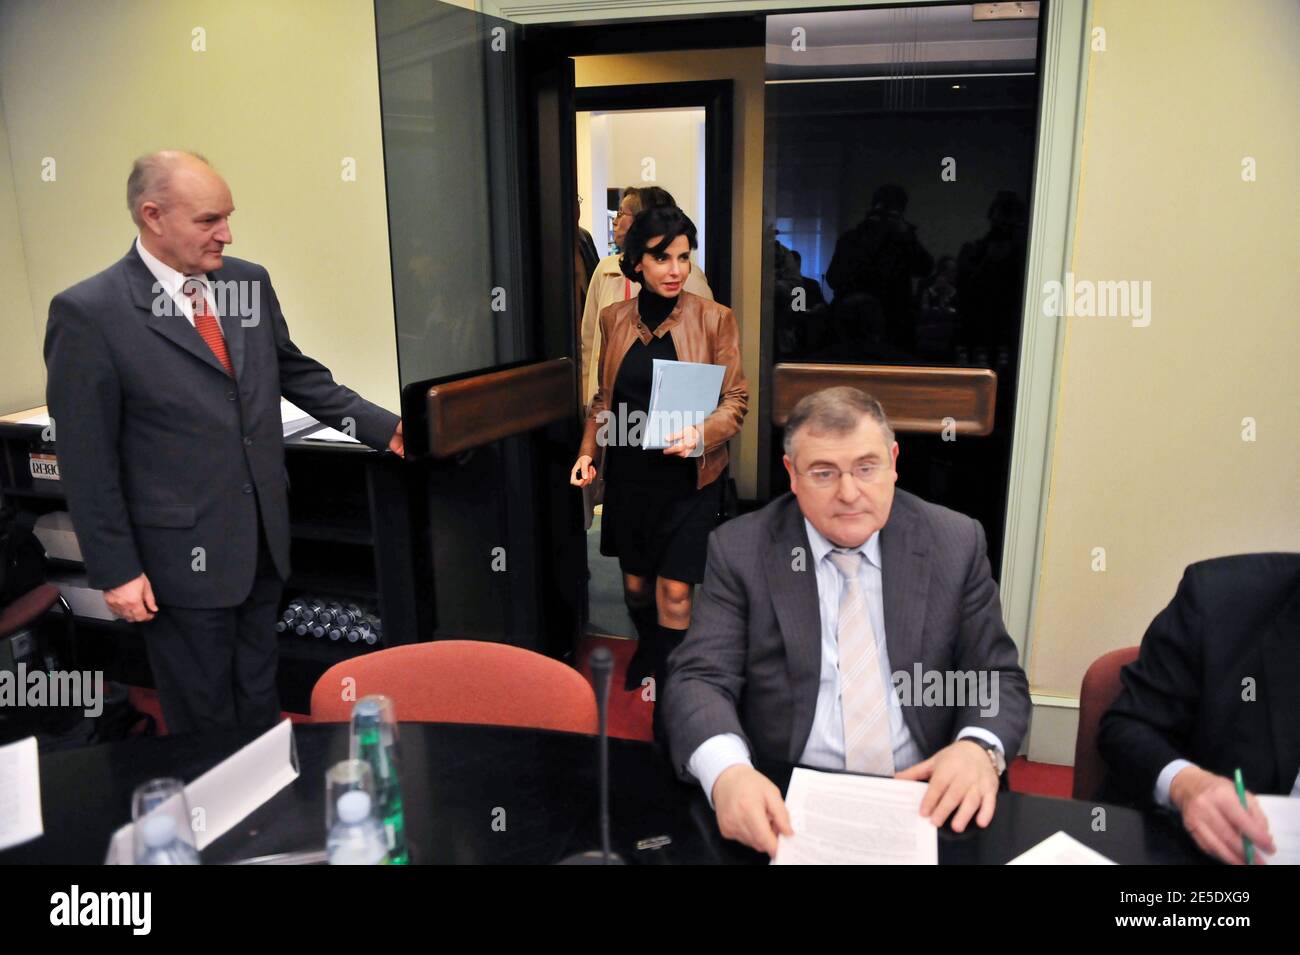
[623,602,659,691]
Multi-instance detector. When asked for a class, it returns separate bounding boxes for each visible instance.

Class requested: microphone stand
[559,646,625,864]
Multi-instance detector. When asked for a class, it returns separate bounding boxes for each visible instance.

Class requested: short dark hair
[622,185,677,217]
[783,386,895,457]
[619,204,698,281]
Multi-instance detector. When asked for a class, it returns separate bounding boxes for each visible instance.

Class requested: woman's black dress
[599,289,722,583]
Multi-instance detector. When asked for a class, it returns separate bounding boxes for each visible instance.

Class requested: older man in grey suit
[664,387,1029,856]
[45,151,402,735]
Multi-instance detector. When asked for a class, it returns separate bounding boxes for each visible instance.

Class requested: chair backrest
[1072,646,1141,800]
[309,640,598,734]
[0,582,60,640]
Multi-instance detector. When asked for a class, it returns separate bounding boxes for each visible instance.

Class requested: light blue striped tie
[829,550,895,776]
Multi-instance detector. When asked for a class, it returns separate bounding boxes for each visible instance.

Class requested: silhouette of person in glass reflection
[825,184,934,356]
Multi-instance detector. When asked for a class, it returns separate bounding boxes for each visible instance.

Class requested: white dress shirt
[135,236,220,331]
[688,518,1005,805]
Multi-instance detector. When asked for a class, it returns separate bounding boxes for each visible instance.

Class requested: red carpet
[575,633,654,741]
[1007,755,1074,798]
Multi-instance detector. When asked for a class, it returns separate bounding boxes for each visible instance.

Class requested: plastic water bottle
[352,698,408,864]
[326,791,389,865]
[135,814,201,865]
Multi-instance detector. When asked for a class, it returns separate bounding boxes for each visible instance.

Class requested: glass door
[760,2,1045,572]
[375,0,582,655]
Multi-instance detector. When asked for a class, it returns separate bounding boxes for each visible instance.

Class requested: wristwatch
[961,736,1006,776]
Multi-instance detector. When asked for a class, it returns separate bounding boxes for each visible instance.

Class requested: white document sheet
[105,718,299,864]
[0,737,44,850]
[644,359,725,450]
[280,398,318,437]
[302,425,361,444]
[1007,830,1115,865]
[1258,796,1300,865]
[773,767,937,865]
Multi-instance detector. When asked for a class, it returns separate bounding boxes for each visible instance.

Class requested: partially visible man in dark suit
[1099,553,1299,865]
[45,151,403,735]
[664,386,1029,856]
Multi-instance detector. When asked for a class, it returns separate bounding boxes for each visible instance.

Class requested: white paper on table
[1258,795,1300,865]
[772,767,938,865]
[1006,830,1115,865]
[302,425,361,444]
[105,718,300,864]
[280,398,318,437]
[0,737,43,851]
[13,411,51,427]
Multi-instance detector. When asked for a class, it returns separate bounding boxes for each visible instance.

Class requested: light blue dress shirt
[688,518,1005,804]
[1155,760,1300,809]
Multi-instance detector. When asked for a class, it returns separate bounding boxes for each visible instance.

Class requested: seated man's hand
[712,764,793,857]
[1169,765,1275,865]
[896,739,999,832]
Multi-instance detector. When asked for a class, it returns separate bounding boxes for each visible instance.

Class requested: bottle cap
[141,813,178,848]
[337,790,372,824]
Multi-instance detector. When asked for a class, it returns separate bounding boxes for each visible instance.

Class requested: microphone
[558,645,625,865]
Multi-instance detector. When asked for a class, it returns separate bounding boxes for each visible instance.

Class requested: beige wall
[0,99,40,414]
[1028,0,1300,698]
[0,0,400,415]
[575,50,766,499]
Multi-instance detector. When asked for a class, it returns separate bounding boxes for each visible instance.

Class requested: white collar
[135,235,209,302]
[803,517,882,571]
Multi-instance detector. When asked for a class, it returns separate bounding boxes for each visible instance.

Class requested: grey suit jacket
[664,490,1029,780]
[44,244,399,608]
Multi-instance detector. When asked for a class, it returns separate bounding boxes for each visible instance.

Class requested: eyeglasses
[798,463,888,488]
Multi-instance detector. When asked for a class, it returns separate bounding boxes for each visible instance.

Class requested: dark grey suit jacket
[1098,553,1300,808]
[44,243,399,608]
[664,490,1029,780]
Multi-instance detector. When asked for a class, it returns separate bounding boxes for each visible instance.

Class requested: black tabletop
[1,722,1206,865]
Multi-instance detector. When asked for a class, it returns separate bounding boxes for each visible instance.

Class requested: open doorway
[571,79,735,641]
[375,0,1051,660]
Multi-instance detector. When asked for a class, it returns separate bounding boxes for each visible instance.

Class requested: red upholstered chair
[309,640,598,734]
[1072,646,1141,800]
[0,583,75,667]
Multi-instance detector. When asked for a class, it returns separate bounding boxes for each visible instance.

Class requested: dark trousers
[140,518,283,736]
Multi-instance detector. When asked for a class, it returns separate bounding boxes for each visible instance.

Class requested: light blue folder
[643,359,726,451]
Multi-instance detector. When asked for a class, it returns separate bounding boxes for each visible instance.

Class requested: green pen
[1233,768,1253,865]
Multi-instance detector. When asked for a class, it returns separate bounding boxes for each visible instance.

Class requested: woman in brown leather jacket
[570,205,747,737]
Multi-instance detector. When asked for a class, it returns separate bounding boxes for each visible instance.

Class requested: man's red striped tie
[183,277,233,375]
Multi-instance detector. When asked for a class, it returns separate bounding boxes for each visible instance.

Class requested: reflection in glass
[764,4,1042,570]
[376,0,529,387]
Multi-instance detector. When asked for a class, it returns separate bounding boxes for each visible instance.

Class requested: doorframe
[574,80,734,307]
[519,0,1095,693]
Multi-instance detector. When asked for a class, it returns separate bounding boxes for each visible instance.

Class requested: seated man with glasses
[662,386,1029,856]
